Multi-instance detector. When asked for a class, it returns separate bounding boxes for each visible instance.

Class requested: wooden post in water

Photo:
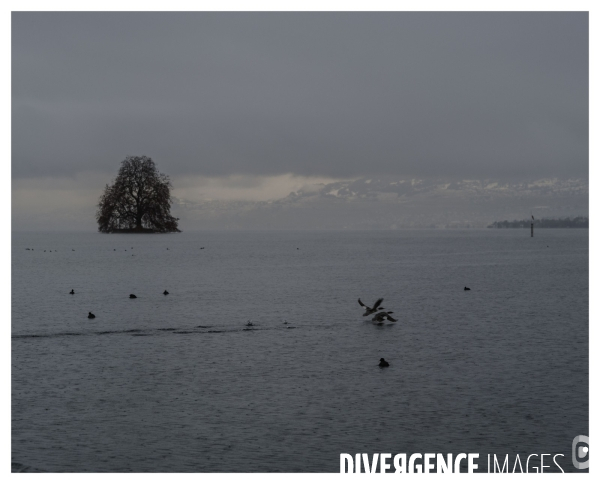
[531,215,534,237]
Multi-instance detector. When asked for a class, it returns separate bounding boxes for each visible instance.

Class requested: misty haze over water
[12,176,588,232]
[12,229,588,472]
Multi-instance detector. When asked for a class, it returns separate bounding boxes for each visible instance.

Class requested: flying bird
[358,298,384,316]
[372,311,397,322]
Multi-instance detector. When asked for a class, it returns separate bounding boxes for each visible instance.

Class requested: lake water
[11,229,588,472]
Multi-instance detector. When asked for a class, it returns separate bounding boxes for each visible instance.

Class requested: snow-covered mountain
[171,177,588,230]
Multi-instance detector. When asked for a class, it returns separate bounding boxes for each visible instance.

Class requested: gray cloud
[12,12,588,182]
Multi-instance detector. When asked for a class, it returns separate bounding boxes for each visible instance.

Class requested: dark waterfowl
[358,298,384,316]
[372,311,397,322]
[88,312,95,319]
[464,287,471,291]
[378,358,390,368]
[163,290,169,295]
[129,294,137,299]
[69,289,75,295]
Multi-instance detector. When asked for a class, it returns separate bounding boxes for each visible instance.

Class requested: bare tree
[97,156,180,233]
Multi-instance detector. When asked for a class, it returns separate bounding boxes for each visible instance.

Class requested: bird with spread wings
[358,298,385,317]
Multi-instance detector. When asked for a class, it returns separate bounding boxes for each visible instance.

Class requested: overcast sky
[11,12,588,230]
[13,12,588,180]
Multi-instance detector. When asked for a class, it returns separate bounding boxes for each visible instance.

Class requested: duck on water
[371,311,397,323]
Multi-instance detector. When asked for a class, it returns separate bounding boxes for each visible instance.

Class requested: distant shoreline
[488,217,588,229]
[101,228,181,234]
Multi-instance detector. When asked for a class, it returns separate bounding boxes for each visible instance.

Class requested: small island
[96,156,181,233]
[488,217,588,229]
